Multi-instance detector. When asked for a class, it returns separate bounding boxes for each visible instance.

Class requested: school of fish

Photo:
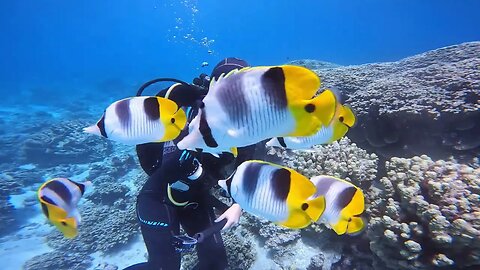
[40,64,364,238]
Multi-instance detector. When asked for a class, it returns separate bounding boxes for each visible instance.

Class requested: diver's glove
[178,150,204,181]
[214,203,242,230]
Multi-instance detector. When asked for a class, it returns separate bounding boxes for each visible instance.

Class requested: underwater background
[0,0,479,269]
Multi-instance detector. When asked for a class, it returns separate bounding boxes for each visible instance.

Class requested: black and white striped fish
[37,178,91,238]
[218,160,326,229]
[309,175,366,235]
[177,65,338,156]
[84,96,187,145]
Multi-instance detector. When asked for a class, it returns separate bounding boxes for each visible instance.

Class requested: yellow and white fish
[84,96,187,145]
[266,102,356,149]
[218,160,326,229]
[309,175,366,235]
[177,65,338,156]
[37,178,91,238]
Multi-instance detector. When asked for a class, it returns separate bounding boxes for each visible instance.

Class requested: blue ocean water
[0,1,480,270]
[1,0,479,104]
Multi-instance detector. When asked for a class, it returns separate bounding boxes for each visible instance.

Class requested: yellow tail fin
[346,216,366,235]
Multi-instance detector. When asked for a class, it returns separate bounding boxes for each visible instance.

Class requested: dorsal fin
[209,76,217,89]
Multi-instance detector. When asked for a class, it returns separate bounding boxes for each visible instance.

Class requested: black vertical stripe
[68,179,85,195]
[45,180,72,203]
[97,114,108,138]
[41,195,58,206]
[261,67,288,109]
[242,162,265,203]
[271,168,291,201]
[335,186,357,209]
[40,201,50,218]
[217,74,250,126]
[116,99,131,128]
[198,109,218,147]
[144,97,161,120]
[277,137,287,147]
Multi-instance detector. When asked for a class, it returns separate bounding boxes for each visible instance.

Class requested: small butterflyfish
[37,178,91,238]
[218,160,326,229]
[309,175,366,235]
[266,101,356,149]
[84,96,186,145]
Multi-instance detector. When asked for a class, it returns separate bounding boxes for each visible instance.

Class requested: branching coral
[367,155,480,269]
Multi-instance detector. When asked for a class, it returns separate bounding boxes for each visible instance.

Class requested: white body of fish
[102,97,167,145]
[39,178,83,224]
[220,162,290,222]
[309,175,355,226]
[266,125,334,149]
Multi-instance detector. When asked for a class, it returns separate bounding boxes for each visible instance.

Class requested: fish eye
[339,116,344,123]
[304,103,315,113]
[171,118,176,123]
[61,221,67,226]
[348,217,352,222]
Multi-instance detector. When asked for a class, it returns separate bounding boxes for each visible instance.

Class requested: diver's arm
[215,203,242,230]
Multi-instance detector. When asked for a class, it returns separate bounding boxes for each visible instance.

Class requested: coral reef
[87,176,130,206]
[180,227,256,270]
[21,119,113,167]
[0,173,23,236]
[288,59,342,70]
[45,199,139,254]
[306,42,480,160]
[24,252,92,270]
[367,155,480,269]
[268,137,378,189]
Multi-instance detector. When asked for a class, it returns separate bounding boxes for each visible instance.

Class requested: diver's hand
[215,203,242,230]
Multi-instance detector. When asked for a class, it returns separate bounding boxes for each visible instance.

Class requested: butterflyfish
[266,101,356,149]
[218,160,326,229]
[37,178,91,238]
[84,96,187,145]
[309,175,366,235]
[176,65,338,156]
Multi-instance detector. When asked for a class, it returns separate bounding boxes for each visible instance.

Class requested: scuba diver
[124,58,255,270]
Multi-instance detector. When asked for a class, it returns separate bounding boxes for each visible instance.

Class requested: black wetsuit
[125,83,255,270]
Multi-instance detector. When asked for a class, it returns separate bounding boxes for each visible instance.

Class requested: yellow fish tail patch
[278,210,312,229]
[307,89,337,125]
[55,217,78,238]
[159,97,186,141]
[342,188,365,217]
[285,168,317,205]
[304,196,326,222]
[331,219,349,235]
[282,65,321,100]
[346,216,366,235]
[288,89,337,137]
[330,120,349,143]
[230,147,238,157]
[340,105,356,128]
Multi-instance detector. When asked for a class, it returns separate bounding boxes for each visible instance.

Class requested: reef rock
[268,137,379,190]
[21,119,113,167]
[367,155,480,269]
[306,42,480,160]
